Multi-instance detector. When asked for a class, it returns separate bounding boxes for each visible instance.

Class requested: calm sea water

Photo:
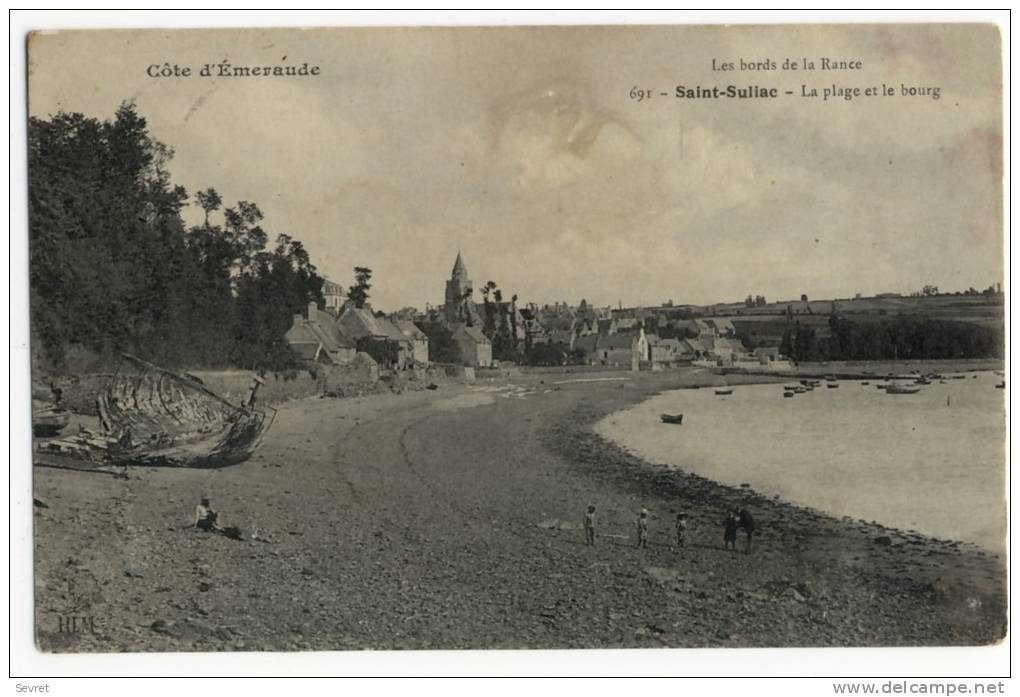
[595,372,1007,549]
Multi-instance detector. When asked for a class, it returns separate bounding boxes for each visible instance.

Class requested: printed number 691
[629,86,653,102]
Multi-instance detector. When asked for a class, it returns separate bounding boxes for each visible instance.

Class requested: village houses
[285,281,430,371]
[284,301,357,365]
[285,259,793,373]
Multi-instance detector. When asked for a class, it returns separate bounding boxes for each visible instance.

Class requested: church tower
[444,252,473,323]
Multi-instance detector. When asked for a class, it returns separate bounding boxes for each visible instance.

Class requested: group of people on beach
[583,504,754,552]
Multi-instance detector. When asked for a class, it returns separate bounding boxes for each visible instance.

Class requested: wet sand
[33,367,1006,651]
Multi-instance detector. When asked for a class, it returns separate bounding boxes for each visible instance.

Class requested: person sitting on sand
[195,496,220,532]
[723,510,738,551]
[738,508,755,552]
[675,512,688,550]
[583,504,597,546]
[635,509,649,549]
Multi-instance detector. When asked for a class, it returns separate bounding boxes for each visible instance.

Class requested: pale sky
[27,24,1004,311]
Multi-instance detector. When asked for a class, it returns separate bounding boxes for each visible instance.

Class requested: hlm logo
[57,615,96,633]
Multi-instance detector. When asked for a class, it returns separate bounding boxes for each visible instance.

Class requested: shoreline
[592,373,1006,551]
[33,364,1007,651]
[539,372,1007,645]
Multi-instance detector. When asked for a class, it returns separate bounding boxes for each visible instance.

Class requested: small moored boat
[715,388,733,396]
[783,391,795,398]
[886,385,921,395]
[660,413,684,424]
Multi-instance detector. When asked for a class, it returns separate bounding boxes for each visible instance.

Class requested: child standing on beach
[635,509,649,549]
[583,504,597,546]
[738,508,755,553]
[675,512,687,551]
[723,509,738,551]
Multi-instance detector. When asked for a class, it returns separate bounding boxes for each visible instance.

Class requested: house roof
[455,323,490,344]
[286,312,355,354]
[393,319,427,341]
[289,341,325,362]
[600,333,638,350]
[674,319,701,334]
[338,307,410,344]
[712,337,746,353]
[322,279,345,295]
[285,320,320,345]
[377,317,414,344]
[681,338,706,353]
[352,351,378,368]
[707,318,736,334]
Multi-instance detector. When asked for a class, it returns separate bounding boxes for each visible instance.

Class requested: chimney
[307,301,317,322]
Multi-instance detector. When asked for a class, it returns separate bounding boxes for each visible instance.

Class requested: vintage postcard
[25,23,1005,655]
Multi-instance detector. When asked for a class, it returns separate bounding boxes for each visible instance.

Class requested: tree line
[780,314,1002,363]
[29,103,324,373]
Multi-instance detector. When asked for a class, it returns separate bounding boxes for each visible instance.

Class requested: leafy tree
[348,266,372,309]
[195,188,222,226]
[418,321,461,364]
[28,103,324,372]
[356,336,399,368]
[526,341,568,366]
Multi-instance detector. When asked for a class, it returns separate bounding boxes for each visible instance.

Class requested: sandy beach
[33,366,1007,651]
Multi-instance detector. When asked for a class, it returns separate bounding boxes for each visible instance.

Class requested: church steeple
[451,251,469,279]
[444,250,474,324]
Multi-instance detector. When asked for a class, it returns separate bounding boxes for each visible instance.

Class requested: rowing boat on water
[886,385,921,395]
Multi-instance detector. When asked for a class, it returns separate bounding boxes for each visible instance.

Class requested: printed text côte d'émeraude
[146,61,321,79]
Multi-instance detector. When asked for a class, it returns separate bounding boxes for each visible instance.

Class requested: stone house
[597,328,648,369]
[679,337,707,361]
[753,346,783,365]
[285,302,357,365]
[649,336,685,366]
[337,305,414,369]
[394,319,430,366]
[452,324,493,368]
[705,317,737,337]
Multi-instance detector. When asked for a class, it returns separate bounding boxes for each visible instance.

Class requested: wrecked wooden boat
[32,382,71,437]
[33,407,70,437]
[38,355,275,468]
